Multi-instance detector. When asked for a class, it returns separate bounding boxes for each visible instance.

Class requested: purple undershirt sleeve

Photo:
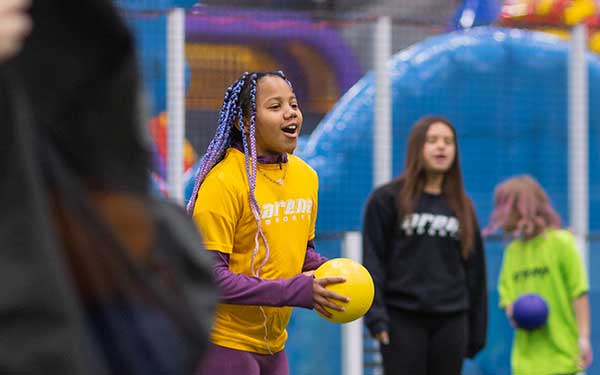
[302,239,329,272]
[211,251,314,309]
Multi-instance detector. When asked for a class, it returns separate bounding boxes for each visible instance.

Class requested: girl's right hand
[505,303,518,328]
[312,276,349,318]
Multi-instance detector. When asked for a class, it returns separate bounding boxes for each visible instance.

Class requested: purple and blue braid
[241,73,271,277]
[186,72,249,213]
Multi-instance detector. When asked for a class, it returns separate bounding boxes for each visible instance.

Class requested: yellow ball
[314,258,375,324]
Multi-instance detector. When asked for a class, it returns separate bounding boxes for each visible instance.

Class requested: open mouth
[282,124,298,134]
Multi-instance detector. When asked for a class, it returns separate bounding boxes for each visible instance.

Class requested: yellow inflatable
[501,0,597,26]
[500,0,600,53]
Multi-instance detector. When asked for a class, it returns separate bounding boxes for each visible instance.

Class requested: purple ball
[513,293,549,330]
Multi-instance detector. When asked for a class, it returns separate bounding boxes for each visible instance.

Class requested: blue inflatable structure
[298,27,600,234]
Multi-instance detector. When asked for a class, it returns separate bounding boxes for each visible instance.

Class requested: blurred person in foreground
[0,0,215,374]
[484,175,592,375]
[362,115,488,375]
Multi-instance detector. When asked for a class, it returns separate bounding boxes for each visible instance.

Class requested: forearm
[363,241,389,335]
[212,251,314,308]
[574,293,591,339]
[465,225,488,357]
[364,300,389,335]
[302,240,328,272]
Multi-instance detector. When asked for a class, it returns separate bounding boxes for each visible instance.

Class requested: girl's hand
[578,336,593,369]
[312,276,349,318]
[375,331,390,346]
[505,304,517,328]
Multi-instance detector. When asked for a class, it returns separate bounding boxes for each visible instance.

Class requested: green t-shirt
[498,229,589,375]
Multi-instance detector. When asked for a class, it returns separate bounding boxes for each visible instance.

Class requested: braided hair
[187,70,292,277]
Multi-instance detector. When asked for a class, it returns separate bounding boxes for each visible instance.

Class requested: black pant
[380,308,468,375]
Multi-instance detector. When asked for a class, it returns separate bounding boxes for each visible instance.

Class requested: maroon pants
[196,343,289,375]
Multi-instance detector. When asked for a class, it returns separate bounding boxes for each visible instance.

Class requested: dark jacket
[362,179,487,358]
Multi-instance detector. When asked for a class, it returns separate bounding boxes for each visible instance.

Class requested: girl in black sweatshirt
[362,115,487,375]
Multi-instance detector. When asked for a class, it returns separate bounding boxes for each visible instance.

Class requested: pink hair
[483,175,561,239]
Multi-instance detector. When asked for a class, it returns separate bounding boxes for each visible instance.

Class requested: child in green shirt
[484,175,592,375]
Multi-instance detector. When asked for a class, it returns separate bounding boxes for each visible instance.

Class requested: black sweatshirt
[362,179,487,358]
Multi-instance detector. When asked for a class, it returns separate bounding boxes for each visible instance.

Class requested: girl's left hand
[311,276,348,318]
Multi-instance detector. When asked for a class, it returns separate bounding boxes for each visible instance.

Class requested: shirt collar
[231,140,288,164]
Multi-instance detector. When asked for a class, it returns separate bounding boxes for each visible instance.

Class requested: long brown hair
[397,115,475,258]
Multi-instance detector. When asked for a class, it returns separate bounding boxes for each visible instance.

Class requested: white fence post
[373,16,393,187]
[166,7,186,204]
[568,24,589,268]
[342,231,363,375]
